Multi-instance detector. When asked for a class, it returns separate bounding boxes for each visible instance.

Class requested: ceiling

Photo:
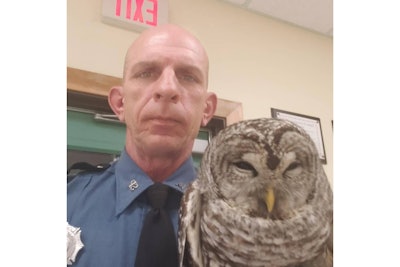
[220,0,333,37]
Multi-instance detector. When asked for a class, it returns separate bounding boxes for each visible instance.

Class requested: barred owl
[178,118,333,267]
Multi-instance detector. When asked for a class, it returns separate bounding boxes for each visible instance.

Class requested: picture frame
[271,108,327,164]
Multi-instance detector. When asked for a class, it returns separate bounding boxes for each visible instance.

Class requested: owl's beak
[265,187,275,213]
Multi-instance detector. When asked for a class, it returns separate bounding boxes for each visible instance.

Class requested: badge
[67,222,84,265]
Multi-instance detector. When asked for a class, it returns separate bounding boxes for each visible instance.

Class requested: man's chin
[143,136,187,154]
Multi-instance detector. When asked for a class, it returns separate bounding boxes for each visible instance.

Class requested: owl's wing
[178,180,203,267]
[325,218,334,267]
[301,220,333,267]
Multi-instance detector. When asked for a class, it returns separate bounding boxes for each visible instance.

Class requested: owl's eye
[283,161,302,178]
[233,161,258,176]
[286,161,301,171]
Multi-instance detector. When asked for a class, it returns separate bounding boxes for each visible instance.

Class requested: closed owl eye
[233,161,258,177]
[283,161,302,178]
[286,161,301,171]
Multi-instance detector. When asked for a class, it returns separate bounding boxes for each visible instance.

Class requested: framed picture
[271,108,327,164]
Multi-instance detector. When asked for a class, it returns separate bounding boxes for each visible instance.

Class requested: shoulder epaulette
[67,162,111,183]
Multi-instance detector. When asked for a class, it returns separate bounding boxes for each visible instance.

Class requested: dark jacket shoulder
[67,162,111,184]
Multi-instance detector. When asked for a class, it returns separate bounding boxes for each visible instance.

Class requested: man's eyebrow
[130,61,158,70]
[176,64,204,75]
[130,61,204,75]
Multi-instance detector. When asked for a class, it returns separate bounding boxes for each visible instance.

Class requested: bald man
[67,24,217,266]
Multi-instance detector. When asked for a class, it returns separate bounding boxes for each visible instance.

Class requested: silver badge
[129,179,139,191]
[67,222,84,265]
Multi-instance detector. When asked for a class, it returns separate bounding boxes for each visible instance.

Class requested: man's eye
[133,68,158,79]
[177,73,197,83]
[136,71,153,78]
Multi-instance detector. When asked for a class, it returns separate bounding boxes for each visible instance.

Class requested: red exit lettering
[115,0,158,26]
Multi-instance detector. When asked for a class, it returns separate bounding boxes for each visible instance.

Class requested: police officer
[67,24,217,266]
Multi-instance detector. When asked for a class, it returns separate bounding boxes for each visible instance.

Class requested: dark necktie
[135,183,179,267]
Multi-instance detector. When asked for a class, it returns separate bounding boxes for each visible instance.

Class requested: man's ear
[108,86,125,122]
[201,92,218,126]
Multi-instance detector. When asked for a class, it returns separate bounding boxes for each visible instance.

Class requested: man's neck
[126,146,192,182]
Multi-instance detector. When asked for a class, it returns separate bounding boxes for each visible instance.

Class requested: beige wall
[67,0,333,185]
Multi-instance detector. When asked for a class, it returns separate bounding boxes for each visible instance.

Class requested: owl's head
[200,118,324,220]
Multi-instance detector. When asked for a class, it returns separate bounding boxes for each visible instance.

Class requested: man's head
[109,24,217,163]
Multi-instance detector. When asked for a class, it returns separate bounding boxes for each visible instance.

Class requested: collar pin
[129,179,139,191]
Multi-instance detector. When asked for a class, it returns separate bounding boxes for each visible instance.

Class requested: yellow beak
[265,187,275,213]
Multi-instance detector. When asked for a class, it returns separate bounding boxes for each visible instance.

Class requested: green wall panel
[67,110,126,154]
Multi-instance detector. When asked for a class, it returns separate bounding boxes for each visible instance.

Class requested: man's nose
[153,69,180,103]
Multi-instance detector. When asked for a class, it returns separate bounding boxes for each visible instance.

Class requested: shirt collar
[115,149,197,216]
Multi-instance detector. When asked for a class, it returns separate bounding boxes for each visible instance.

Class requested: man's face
[121,29,210,158]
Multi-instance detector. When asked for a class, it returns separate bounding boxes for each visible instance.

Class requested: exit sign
[102,0,168,32]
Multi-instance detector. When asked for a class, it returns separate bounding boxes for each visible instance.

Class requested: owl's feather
[179,118,333,267]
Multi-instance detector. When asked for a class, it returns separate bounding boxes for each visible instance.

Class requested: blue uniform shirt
[67,149,196,266]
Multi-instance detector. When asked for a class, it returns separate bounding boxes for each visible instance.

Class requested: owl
[178,118,333,267]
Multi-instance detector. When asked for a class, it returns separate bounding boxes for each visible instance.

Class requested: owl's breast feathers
[182,171,332,267]
[200,193,331,266]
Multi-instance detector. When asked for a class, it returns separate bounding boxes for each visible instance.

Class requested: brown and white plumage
[178,118,333,267]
